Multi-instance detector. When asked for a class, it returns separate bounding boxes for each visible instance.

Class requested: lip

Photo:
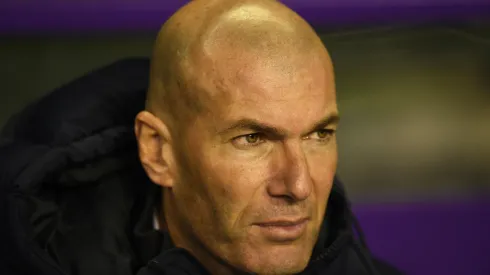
[254,218,309,242]
[255,217,309,227]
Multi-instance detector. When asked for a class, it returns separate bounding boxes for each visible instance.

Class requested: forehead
[191,48,336,133]
[231,54,332,108]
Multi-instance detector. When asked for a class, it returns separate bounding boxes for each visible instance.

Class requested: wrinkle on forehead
[190,40,328,108]
[194,46,332,105]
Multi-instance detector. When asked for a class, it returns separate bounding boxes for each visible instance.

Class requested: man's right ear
[134,111,175,188]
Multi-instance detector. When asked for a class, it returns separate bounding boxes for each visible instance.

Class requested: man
[0,0,403,275]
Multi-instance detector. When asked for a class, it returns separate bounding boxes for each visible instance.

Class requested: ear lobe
[135,111,175,188]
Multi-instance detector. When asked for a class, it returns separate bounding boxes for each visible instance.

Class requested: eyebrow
[217,113,340,137]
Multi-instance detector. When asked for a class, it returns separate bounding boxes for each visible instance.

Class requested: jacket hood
[0,58,363,275]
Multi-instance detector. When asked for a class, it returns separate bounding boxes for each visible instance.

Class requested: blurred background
[1,1,489,274]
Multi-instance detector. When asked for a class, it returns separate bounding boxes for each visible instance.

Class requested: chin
[238,243,312,275]
[246,257,309,275]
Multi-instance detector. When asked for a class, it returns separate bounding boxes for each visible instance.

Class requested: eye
[311,129,335,141]
[245,133,261,144]
[232,133,265,148]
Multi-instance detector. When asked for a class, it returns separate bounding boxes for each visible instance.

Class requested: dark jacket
[0,59,404,275]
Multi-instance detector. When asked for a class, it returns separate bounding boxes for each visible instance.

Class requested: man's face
[170,47,338,274]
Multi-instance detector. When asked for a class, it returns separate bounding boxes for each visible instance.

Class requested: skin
[135,0,339,274]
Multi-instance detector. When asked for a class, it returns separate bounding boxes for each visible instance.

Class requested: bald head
[146,0,329,130]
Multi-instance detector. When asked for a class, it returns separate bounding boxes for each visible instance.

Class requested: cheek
[308,143,338,210]
[309,139,338,179]
[204,152,273,228]
[310,152,337,187]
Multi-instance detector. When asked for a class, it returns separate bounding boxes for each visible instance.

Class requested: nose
[267,141,313,201]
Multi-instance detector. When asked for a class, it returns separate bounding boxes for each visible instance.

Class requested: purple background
[2,0,490,274]
[1,0,490,34]
[354,200,490,275]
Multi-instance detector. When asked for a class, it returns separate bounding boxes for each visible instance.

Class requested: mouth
[254,218,309,242]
